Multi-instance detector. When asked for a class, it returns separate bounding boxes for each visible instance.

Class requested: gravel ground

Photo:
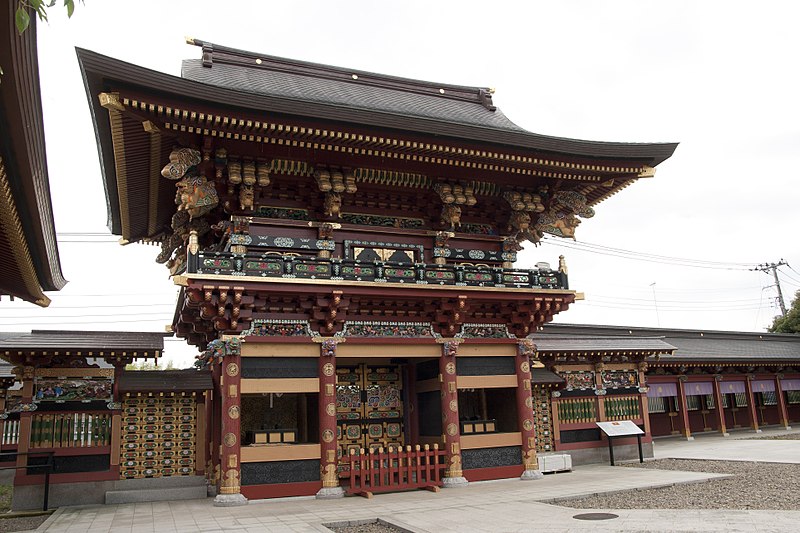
[743,432,800,440]
[561,459,800,510]
[329,522,402,533]
[0,514,49,532]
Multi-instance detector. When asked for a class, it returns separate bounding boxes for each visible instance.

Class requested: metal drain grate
[572,512,619,521]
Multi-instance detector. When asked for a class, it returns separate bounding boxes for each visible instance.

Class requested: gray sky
[2,1,798,366]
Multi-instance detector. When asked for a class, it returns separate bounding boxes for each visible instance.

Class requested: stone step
[105,484,207,505]
[112,475,206,491]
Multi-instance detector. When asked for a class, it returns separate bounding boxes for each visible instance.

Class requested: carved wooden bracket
[311,290,350,335]
[433,295,469,337]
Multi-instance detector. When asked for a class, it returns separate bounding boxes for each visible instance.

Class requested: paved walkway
[34,427,800,532]
[653,425,800,463]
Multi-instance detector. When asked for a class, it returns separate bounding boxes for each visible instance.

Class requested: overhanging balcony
[186,250,568,291]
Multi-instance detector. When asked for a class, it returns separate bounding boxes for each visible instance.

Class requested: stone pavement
[33,427,800,532]
[653,425,800,463]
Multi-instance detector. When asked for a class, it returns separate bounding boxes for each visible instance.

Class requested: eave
[172,275,577,348]
[77,47,678,242]
[0,5,66,305]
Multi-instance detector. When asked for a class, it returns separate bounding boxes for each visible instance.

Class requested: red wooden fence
[347,444,446,497]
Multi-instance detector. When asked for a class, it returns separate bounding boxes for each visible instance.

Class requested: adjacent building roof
[533,334,676,354]
[541,323,800,363]
[531,367,564,384]
[0,330,165,356]
[0,5,66,305]
[118,369,212,392]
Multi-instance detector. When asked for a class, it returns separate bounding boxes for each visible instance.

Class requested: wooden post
[594,363,607,421]
[516,340,542,480]
[744,376,761,433]
[775,374,792,430]
[712,376,729,436]
[676,377,693,440]
[209,366,221,490]
[406,363,419,444]
[638,362,651,436]
[439,340,467,487]
[213,338,248,506]
[108,364,124,477]
[551,392,562,451]
[316,338,345,498]
[196,393,206,475]
[15,367,35,477]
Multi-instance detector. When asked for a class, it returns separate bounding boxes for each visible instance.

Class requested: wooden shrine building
[77,40,679,503]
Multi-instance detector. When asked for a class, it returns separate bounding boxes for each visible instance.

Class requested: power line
[752,261,788,316]
[0,302,176,311]
[541,238,758,270]
[0,311,175,320]
[0,318,170,326]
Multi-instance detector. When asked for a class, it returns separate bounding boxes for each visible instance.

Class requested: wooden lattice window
[647,396,667,414]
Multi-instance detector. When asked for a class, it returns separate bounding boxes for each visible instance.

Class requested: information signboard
[596,420,644,437]
[595,420,645,465]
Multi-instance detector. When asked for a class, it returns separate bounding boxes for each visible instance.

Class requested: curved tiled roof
[175,40,677,164]
[181,59,526,132]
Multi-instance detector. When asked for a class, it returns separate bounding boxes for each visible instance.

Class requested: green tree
[14,0,80,34]
[769,290,800,334]
[124,360,176,371]
[1,1,81,79]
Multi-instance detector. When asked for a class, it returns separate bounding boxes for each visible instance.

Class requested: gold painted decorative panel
[120,392,197,479]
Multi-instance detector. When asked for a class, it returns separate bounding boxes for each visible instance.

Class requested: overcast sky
[2,1,799,366]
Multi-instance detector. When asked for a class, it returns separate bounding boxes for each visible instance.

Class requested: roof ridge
[186,38,498,110]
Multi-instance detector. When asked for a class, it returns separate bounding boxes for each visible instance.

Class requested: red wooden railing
[347,444,446,497]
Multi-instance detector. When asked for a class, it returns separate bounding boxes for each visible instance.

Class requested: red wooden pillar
[209,361,222,490]
[744,375,761,433]
[775,374,792,430]
[712,376,729,436]
[439,340,467,487]
[676,377,693,440]
[316,338,344,498]
[516,340,542,480]
[213,338,248,506]
[406,363,420,444]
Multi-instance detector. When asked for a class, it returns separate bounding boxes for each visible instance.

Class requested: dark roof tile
[0,330,166,351]
[533,334,676,353]
[181,59,526,132]
[118,370,212,392]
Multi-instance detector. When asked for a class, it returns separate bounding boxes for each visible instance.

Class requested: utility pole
[752,260,788,316]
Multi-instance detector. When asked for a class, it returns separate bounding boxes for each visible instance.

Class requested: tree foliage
[15,0,80,35]
[124,360,177,371]
[769,289,800,334]
[1,1,80,79]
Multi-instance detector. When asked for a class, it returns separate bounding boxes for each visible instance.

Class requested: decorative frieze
[241,320,313,337]
[562,371,595,391]
[459,223,496,235]
[256,206,311,220]
[343,240,424,261]
[457,323,514,339]
[340,213,424,229]
[600,370,639,389]
[340,321,435,338]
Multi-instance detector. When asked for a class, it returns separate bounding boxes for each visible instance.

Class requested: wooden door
[336,364,404,472]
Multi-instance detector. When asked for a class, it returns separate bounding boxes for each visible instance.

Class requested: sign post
[596,420,645,466]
